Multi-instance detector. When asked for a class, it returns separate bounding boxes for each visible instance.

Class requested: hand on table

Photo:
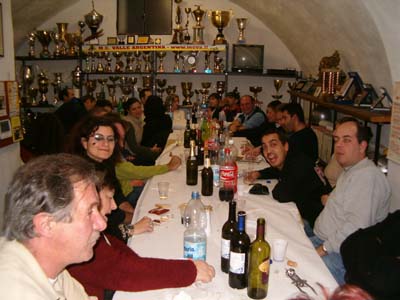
[133,216,154,235]
[243,146,261,157]
[248,171,261,182]
[316,245,327,257]
[130,179,145,187]
[167,155,181,170]
[151,144,161,153]
[192,260,215,283]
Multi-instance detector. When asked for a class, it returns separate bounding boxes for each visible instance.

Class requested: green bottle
[247,218,270,299]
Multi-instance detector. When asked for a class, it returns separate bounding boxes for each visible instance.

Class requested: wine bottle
[221,200,237,273]
[184,119,191,148]
[247,218,270,299]
[201,158,213,196]
[229,211,250,289]
[186,140,198,185]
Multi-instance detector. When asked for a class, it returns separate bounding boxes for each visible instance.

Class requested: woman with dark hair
[122,98,161,165]
[65,115,180,229]
[123,98,144,144]
[141,95,173,149]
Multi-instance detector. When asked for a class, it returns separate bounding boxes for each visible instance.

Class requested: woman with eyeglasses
[65,115,181,241]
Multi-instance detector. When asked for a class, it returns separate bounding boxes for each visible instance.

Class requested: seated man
[207,93,226,121]
[68,169,215,300]
[250,128,332,228]
[0,153,107,299]
[312,117,391,285]
[280,102,319,162]
[229,95,267,146]
[340,210,400,300]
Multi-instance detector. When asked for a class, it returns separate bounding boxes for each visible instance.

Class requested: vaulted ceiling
[11,0,392,88]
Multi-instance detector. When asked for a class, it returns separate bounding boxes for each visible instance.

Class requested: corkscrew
[286,268,317,296]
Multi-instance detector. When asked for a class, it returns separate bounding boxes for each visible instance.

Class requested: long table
[113,131,338,300]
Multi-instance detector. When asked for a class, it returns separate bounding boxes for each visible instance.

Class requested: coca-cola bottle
[219,148,238,194]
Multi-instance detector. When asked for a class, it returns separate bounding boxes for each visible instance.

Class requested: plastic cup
[158,182,169,200]
[273,239,288,262]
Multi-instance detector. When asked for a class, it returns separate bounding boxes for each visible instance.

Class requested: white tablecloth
[113,131,338,300]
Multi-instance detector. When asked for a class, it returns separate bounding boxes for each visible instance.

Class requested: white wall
[0,0,22,228]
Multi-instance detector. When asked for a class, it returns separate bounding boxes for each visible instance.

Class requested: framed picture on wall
[0,3,4,57]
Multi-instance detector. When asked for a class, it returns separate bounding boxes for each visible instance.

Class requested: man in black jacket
[340,210,400,300]
[253,128,332,227]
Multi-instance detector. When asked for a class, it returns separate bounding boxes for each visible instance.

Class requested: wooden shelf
[291,91,391,124]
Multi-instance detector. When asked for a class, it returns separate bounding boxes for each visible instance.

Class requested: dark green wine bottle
[184,119,191,148]
[229,211,250,289]
[186,140,198,185]
[247,218,270,299]
[221,200,237,273]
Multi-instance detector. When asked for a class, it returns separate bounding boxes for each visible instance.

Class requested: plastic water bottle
[228,138,239,161]
[183,191,207,261]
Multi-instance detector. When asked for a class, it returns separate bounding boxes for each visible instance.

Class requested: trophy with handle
[209,10,233,45]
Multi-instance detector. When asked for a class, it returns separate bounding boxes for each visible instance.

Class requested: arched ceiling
[11,0,392,87]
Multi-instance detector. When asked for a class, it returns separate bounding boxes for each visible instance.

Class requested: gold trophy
[97,78,108,100]
[181,82,194,106]
[199,82,211,106]
[56,23,68,56]
[236,18,247,44]
[51,72,63,104]
[184,7,191,44]
[171,1,184,44]
[192,5,205,44]
[166,85,176,96]
[156,79,167,98]
[37,72,49,105]
[272,79,284,99]
[209,10,232,45]
[249,86,263,106]
[142,75,153,89]
[84,0,104,44]
[134,51,142,73]
[36,30,53,58]
[107,84,117,107]
[21,65,35,104]
[72,66,83,92]
[85,79,97,96]
[27,32,36,57]
[157,51,167,73]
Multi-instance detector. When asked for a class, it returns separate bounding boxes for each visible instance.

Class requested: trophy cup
[171,2,184,44]
[84,0,104,44]
[51,32,62,57]
[249,86,263,106]
[272,79,284,99]
[216,81,225,98]
[65,33,79,56]
[28,88,39,106]
[184,7,191,44]
[51,73,63,104]
[27,32,36,57]
[104,52,113,72]
[72,66,83,91]
[166,85,176,96]
[97,78,108,100]
[142,75,153,89]
[95,51,105,73]
[113,51,124,72]
[214,54,224,73]
[156,79,167,98]
[125,52,135,72]
[143,51,152,73]
[199,82,211,108]
[21,65,35,104]
[56,23,68,56]
[236,18,247,44]
[128,77,138,97]
[134,51,142,72]
[36,30,53,58]
[192,5,205,44]
[107,84,117,107]
[173,51,182,73]
[181,82,194,106]
[85,79,97,96]
[37,72,49,105]
[157,51,167,73]
[209,10,232,45]
[109,76,120,86]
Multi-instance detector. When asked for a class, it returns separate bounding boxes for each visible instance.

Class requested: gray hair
[2,153,98,241]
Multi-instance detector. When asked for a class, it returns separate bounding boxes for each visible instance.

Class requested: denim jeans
[308,234,346,285]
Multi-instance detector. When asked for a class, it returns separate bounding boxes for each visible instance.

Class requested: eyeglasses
[90,133,116,143]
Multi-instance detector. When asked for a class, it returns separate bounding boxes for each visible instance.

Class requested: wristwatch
[119,224,135,240]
